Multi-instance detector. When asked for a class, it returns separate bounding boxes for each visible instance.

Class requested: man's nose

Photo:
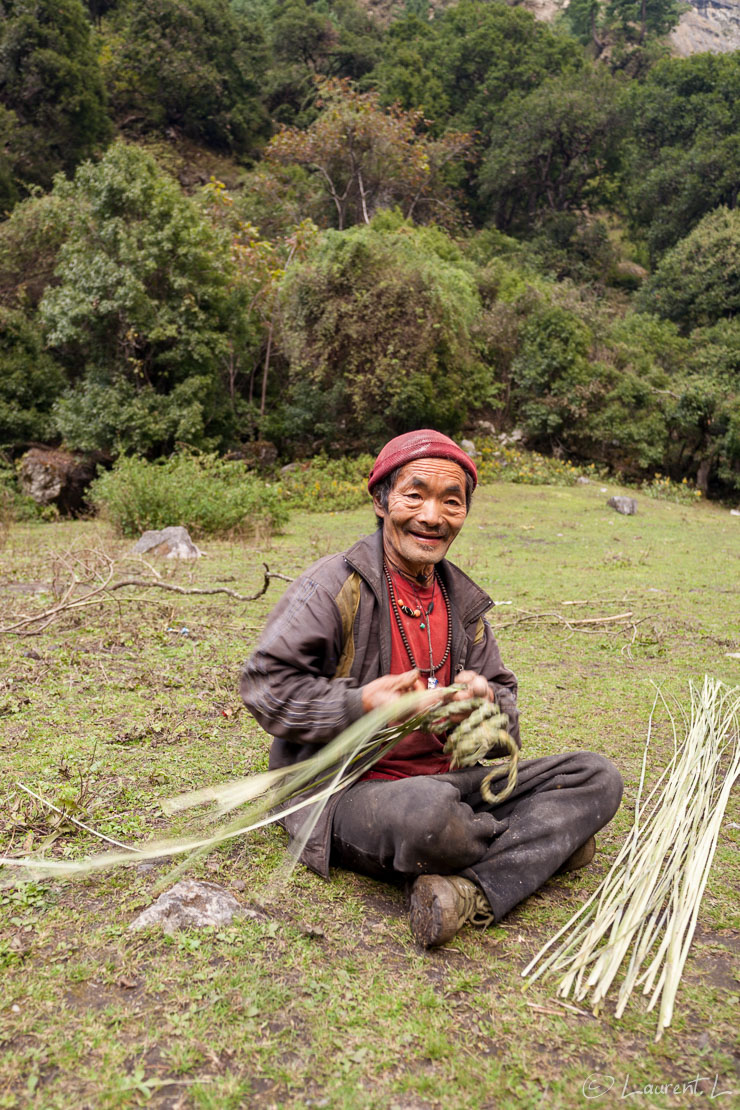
[416,497,443,526]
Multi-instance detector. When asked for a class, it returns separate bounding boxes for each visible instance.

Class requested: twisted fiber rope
[429,698,520,806]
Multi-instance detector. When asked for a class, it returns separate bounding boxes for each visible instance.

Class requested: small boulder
[132,526,202,559]
[128,879,242,935]
[19,447,99,515]
[607,496,637,516]
[459,438,478,457]
[498,428,524,446]
[576,476,590,485]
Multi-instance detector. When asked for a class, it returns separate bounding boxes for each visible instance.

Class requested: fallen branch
[0,562,293,636]
[493,608,635,633]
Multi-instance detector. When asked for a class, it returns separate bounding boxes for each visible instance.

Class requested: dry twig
[0,558,293,636]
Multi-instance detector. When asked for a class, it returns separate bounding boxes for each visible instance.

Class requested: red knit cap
[367,429,478,492]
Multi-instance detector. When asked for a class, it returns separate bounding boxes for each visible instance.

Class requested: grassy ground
[1,481,738,1109]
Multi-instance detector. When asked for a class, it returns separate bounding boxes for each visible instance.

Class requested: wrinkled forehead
[393,457,467,493]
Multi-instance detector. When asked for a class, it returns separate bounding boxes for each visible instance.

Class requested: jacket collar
[344,529,493,624]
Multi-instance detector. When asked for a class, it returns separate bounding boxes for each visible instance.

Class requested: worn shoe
[409,875,495,948]
[556,834,596,875]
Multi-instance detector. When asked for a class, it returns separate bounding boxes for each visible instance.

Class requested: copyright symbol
[583,1073,615,1099]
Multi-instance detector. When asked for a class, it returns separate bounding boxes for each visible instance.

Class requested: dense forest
[1,0,738,501]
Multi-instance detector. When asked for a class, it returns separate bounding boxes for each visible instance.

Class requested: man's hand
[361,668,428,714]
[452,671,494,704]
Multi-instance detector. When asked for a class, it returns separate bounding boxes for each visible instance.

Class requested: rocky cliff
[671,0,740,56]
[359,0,740,55]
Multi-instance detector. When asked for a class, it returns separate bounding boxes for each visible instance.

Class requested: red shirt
[362,567,452,780]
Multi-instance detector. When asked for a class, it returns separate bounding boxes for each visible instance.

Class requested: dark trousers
[330,752,623,921]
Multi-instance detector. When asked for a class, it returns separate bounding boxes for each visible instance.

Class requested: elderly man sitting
[241,430,623,946]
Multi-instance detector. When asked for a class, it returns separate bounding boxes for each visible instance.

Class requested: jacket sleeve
[240,569,365,745]
[463,615,521,752]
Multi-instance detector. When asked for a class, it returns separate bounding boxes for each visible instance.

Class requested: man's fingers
[454,671,493,701]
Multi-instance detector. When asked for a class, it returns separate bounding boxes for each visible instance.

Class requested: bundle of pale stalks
[522,676,740,1041]
[1,688,518,888]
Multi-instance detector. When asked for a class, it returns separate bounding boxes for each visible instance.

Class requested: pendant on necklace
[427,676,439,690]
[420,622,425,630]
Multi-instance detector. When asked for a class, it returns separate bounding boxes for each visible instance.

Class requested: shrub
[474,439,606,486]
[0,307,66,449]
[89,453,288,537]
[277,214,496,450]
[637,207,740,331]
[0,457,44,527]
[641,474,702,504]
[277,453,374,511]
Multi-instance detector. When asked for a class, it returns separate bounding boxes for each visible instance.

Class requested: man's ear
[372,493,386,519]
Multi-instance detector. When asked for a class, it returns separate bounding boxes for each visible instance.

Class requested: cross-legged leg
[330,751,623,921]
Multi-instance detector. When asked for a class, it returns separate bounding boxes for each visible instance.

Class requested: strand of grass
[0,687,471,883]
[14,783,142,853]
[650,689,740,1037]
[524,677,740,1038]
[521,689,684,984]
[532,693,716,1003]
[543,688,710,994]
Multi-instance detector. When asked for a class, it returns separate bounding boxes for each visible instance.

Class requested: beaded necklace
[384,562,451,690]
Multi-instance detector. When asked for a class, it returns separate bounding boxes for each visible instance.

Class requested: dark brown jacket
[240,529,519,875]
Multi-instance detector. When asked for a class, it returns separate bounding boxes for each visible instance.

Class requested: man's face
[375,458,468,577]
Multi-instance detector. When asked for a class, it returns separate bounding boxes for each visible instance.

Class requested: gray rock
[19,447,98,515]
[576,476,590,485]
[607,496,638,516]
[472,420,497,438]
[459,438,478,457]
[128,880,243,935]
[498,428,525,446]
[132,526,202,559]
[280,462,300,475]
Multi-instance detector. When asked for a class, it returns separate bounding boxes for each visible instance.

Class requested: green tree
[605,0,684,46]
[276,213,495,450]
[232,0,382,129]
[637,207,740,331]
[623,53,740,260]
[39,143,259,454]
[0,0,111,196]
[101,0,269,152]
[370,1,582,220]
[373,2,581,141]
[480,68,624,232]
[0,306,66,448]
[565,0,683,71]
[265,78,470,230]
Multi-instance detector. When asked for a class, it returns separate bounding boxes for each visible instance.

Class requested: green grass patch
[0,482,738,1107]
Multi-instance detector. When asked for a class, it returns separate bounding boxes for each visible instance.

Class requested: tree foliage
[0,0,111,195]
[480,67,624,231]
[623,53,740,261]
[39,143,260,454]
[100,0,269,152]
[276,213,495,449]
[266,79,470,230]
[637,207,740,331]
[0,306,66,447]
[373,2,582,138]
